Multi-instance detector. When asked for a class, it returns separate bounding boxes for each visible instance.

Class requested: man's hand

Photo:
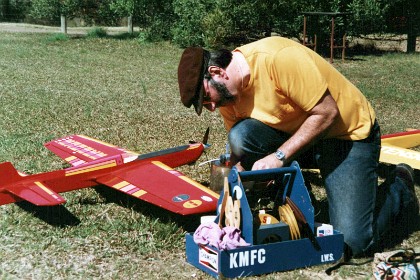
[251,91,338,172]
[234,162,246,172]
[251,153,284,170]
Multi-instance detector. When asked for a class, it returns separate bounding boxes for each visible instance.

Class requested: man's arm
[251,91,339,170]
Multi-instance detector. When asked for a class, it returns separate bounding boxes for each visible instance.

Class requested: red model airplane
[0,131,219,215]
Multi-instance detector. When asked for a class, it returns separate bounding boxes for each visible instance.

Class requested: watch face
[275,150,285,161]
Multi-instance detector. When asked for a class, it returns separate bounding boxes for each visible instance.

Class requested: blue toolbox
[186,161,344,278]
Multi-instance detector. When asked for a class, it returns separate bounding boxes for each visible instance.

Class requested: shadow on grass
[92,185,205,232]
[46,31,140,43]
[16,201,80,227]
[348,43,389,56]
[85,32,141,40]
[14,182,206,231]
[109,32,141,40]
[307,42,408,63]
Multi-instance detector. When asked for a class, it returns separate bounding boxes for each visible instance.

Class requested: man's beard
[209,79,236,107]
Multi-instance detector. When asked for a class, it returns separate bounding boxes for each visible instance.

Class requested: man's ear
[208,66,225,77]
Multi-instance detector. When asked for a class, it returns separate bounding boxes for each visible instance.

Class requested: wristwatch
[274,150,286,162]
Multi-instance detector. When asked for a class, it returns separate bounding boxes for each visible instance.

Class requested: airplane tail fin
[0,162,23,185]
[0,162,66,206]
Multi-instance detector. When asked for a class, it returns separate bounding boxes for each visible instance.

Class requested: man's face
[203,78,236,112]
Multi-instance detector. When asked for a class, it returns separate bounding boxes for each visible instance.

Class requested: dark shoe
[395,163,419,214]
[395,163,415,189]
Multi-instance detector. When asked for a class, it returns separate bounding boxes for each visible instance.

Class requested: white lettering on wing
[381,146,420,161]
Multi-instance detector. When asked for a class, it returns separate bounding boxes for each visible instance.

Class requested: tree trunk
[0,0,10,20]
[61,15,67,34]
[406,12,416,53]
[128,15,134,34]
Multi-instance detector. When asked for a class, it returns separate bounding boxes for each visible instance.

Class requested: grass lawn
[0,31,419,279]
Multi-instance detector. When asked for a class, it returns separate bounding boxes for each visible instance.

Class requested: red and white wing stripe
[45,135,138,167]
[96,161,219,215]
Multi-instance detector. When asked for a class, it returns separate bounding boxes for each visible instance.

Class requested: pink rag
[220,226,250,250]
[193,222,223,248]
[193,222,250,250]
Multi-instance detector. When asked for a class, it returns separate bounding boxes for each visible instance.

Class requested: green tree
[385,0,420,53]
[171,0,352,48]
[30,0,80,22]
[1,0,31,21]
[110,0,174,40]
[30,0,80,33]
[347,0,391,35]
[203,0,281,46]
[172,0,284,48]
[172,0,212,47]
[0,0,10,20]
[78,0,120,26]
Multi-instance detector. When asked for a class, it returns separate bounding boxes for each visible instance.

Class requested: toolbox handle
[227,162,315,240]
[238,166,298,182]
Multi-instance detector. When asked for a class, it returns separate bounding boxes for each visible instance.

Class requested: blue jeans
[229,118,412,256]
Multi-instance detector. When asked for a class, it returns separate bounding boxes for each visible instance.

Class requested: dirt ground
[0,22,137,35]
[351,34,420,52]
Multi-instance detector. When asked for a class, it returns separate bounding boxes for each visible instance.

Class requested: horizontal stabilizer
[8,182,66,206]
[0,162,66,206]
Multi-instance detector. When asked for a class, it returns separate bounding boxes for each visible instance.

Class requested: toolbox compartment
[185,162,344,278]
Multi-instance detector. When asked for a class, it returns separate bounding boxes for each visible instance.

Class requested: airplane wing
[96,161,219,215]
[0,162,66,206]
[45,135,138,167]
[380,130,420,170]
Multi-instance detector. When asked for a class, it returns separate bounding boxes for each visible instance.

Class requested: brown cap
[177,47,210,116]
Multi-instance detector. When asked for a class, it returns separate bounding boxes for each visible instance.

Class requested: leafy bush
[0,0,31,21]
[202,7,233,49]
[171,0,415,49]
[110,0,174,42]
[202,0,277,48]
[172,0,210,47]
[87,27,107,38]
[79,0,121,26]
[46,33,69,42]
[172,0,279,48]
[19,0,418,50]
[348,0,391,36]
[171,0,348,48]
[30,0,80,22]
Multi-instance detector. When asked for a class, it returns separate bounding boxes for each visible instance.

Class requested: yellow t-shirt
[219,36,376,140]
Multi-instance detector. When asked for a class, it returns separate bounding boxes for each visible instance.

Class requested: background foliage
[1,0,418,49]
[30,0,81,22]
